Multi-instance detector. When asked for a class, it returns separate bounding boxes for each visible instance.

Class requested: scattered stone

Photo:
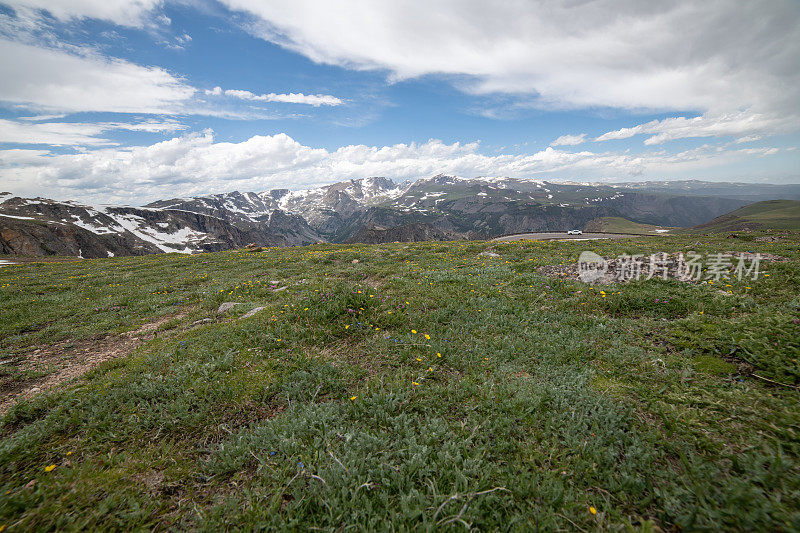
[352,259,360,264]
[272,286,288,292]
[479,250,500,258]
[240,307,267,319]
[191,318,215,326]
[217,302,240,313]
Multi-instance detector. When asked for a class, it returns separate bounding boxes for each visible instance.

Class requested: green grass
[688,199,800,232]
[1,232,800,530]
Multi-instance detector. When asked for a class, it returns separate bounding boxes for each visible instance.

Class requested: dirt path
[0,313,185,415]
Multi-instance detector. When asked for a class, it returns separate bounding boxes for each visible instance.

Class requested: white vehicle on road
[567,229,583,235]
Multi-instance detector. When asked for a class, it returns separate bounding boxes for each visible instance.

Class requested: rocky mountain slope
[0,176,771,257]
[258,175,748,242]
[0,193,320,258]
[345,222,460,244]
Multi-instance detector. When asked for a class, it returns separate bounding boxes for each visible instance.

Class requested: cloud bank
[219,0,800,143]
[595,112,797,145]
[3,0,163,27]
[0,118,187,146]
[0,132,781,204]
[3,0,799,145]
[222,1,799,113]
[0,39,195,114]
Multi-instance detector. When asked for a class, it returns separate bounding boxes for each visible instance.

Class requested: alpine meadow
[1,0,800,531]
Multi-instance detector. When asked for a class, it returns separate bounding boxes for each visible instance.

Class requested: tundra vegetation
[1,231,799,530]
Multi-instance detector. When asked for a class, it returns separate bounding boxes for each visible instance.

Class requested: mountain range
[2,176,798,258]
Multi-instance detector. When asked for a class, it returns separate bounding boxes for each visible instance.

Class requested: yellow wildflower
[44,464,56,472]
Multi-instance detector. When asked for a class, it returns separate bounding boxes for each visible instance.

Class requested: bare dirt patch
[0,313,187,414]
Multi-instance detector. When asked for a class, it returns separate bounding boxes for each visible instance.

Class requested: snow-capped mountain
[147,191,279,226]
[0,193,320,258]
[258,174,750,242]
[1,175,773,258]
[263,177,410,234]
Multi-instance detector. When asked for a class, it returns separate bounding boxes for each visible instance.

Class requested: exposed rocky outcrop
[0,194,320,258]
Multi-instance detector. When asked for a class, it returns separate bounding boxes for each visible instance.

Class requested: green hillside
[1,232,799,530]
[689,199,800,233]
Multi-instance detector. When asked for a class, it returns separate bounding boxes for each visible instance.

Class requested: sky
[0,0,798,204]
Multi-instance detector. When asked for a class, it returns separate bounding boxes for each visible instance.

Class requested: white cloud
[114,118,188,133]
[595,111,797,145]
[551,133,587,147]
[3,0,163,27]
[18,114,68,121]
[0,131,784,204]
[220,0,800,122]
[0,118,187,146]
[205,86,342,106]
[0,39,195,114]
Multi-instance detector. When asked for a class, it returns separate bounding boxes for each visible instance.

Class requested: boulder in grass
[217,302,240,313]
[240,306,267,319]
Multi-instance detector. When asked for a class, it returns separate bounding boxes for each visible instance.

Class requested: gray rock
[217,302,240,313]
[240,306,267,319]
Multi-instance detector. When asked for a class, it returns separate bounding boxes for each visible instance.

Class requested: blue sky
[0,0,798,204]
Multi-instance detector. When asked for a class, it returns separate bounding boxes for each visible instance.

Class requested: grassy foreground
[1,232,799,531]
